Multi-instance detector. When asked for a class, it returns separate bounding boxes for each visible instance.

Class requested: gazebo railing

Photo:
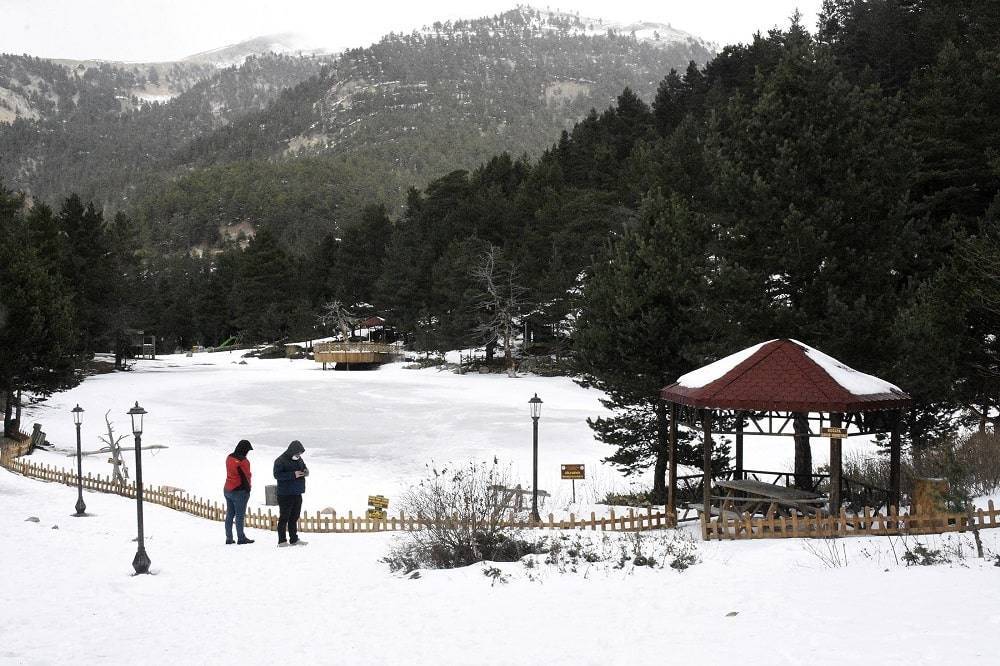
[674,469,891,522]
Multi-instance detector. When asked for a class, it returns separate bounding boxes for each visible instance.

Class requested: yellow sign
[821,427,848,439]
[561,464,586,480]
[368,495,389,509]
[367,508,386,520]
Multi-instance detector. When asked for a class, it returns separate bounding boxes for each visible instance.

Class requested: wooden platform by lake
[313,342,401,369]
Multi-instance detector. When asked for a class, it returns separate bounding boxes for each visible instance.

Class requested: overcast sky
[0,0,824,63]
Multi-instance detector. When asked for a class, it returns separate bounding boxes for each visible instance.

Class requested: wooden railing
[0,445,675,533]
[313,342,399,354]
[702,502,1000,540]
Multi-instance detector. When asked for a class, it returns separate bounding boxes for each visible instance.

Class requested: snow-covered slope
[182,33,333,68]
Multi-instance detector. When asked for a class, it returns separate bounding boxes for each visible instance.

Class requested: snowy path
[2,470,999,665]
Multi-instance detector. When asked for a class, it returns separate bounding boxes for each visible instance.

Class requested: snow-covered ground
[5,352,1000,665]
[3,466,999,665]
[22,353,882,516]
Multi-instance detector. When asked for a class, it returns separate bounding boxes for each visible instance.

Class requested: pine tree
[574,193,729,502]
[0,186,79,435]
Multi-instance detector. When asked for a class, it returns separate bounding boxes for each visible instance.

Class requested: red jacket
[224,455,252,492]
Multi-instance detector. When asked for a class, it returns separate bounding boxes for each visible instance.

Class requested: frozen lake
[23,352,882,514]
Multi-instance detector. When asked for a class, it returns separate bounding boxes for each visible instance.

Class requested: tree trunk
[651,400,669,504]
[13,389,21,434]
[503,324,513,373]
[793,412,812,491]
[0,389,9,438]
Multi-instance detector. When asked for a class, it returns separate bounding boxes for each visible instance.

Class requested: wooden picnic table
[714,479,827,517]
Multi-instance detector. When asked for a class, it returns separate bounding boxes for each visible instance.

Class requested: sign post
[560,464,585,503]
[367,494,389,520]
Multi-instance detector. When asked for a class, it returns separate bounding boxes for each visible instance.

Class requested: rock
[478,366,491,374]
[408,571,421,579]
[726,611,739,617]
[51,525,59,530]
[25,516,39,523]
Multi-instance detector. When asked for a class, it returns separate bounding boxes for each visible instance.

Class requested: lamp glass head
[127,402,147,435]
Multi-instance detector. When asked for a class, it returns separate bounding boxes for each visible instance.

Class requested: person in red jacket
[224,439,255,544]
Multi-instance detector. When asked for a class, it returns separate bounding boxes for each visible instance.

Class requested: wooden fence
[702,502,1000,540]
[0,443,674,534]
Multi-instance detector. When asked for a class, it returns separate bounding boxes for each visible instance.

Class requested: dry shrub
[842,430,1000,510]
[383,460,539,572]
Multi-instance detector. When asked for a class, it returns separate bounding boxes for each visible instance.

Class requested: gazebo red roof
[660,339,911,413]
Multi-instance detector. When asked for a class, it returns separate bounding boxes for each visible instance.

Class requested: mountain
[0,6,715,251]
[0,52,328,207]
[181,33,334,68]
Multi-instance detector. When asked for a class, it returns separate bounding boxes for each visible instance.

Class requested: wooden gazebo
[660,339,912,521]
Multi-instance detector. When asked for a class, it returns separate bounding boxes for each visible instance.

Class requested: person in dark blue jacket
[273,440,309,546]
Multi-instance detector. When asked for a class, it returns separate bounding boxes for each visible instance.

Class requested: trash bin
[265,484,278,506]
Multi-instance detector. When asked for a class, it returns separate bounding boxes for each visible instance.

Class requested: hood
[284,440,305,456]
[232,439,253,459]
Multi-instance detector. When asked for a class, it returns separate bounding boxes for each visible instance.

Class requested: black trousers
[277,494,303,543]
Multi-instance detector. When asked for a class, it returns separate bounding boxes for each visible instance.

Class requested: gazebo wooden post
[735,412,744,480]
[829,412,843,513]
[702,409,713,519]
[890,410,902,510]
[668,402,678,522]
[792,412,812,491]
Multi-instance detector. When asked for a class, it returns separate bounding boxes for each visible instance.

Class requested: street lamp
[128,402,151,575]
[71,405,87,517]
[528,393,543,523]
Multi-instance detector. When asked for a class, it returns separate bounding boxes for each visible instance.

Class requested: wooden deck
[313,342,401,368]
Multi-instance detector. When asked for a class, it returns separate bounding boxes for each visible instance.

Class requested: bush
[838,430,1000,510]
[244,345,287,359]
[901,542,947,566]
[383,460,536,572]
[516,355,574,377]
[600,489,656,507]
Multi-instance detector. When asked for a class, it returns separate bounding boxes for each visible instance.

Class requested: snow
[6,351,999,664]
[3,469,999,665]
[797,340,906,396]
[674,339,905,397]
[676,340,774,389]
[21,351,888,517]
[22,353,621,515]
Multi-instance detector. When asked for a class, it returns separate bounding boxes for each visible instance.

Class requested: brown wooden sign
[368,495,389,509]
[367,508,386,520]
[561,464,585,480]
[821,427,848,439]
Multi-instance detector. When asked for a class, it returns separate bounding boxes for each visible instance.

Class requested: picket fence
[0,441,675,534]
[702,502,1000,540]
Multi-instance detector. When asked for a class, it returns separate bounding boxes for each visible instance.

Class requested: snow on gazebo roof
[660,339,911,413]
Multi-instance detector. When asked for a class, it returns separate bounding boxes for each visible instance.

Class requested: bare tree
[99,410,130,485]
[317,300,355,342]
[473,245,527,376]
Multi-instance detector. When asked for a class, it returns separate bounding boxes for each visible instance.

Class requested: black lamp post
[72,404,87,516]
[128,402,151,575]
[528,393,543,523]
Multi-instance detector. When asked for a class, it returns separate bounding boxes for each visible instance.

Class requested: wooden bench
[488,484,549,512]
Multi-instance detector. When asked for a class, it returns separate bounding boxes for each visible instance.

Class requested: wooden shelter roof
[660,339,911,413]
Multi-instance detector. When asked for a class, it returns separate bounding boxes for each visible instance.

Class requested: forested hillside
[0,53,326,209]
[1,7,714,250]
